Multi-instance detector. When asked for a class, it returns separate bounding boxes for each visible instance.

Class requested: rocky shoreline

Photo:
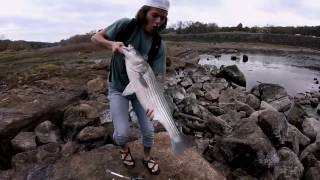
[1,47,320,179]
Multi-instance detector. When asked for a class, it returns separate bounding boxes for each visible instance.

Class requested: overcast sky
[1,0,319,42]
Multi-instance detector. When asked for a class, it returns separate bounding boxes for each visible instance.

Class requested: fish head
[122,45,148,73]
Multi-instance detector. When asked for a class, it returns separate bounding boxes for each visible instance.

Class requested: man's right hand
[112,41,125,54]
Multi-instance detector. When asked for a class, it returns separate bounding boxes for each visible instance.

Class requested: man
[91,0,170,175]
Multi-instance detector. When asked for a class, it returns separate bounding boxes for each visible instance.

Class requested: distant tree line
[162,21,320,37]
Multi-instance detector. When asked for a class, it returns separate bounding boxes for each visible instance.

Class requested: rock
[76,126,105,142]
[251,83,288,103]
[285,123,311,154]
[231,56,238,61]
[35,120,61,144]
[317,104,320,115]
[11,132,225,180]
[0,169,14,180]
[235,100,255,116]
[300,142,320,169]
[310,98,319,108]
[11,132,37,152]
[243,55,249,62]
[272,147,304,180]
[219,88,247,104]
[36,143,61,164]
[208,105,225,116]
[219,110,242,127]
[166,77,178,86]
[302,118,320,141]
[269,96,292,112]
[187,83,204,97]
[0,82,86,138]
[167,86,186,104]
[63,103,100,139]
[217,65,246,87]
[180,77,193,88]
[219,118,279,176]
[204,89,220,101]
[246,94,261,110]
[258,110,288,147]
[86,77,106,94]
[287,102,307,129]
[11,150,37,169]
[206,116,232,135]
[304,167,320,180]
[61,141,80,157]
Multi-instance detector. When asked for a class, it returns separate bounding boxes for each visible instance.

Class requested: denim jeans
[108,84,154,148]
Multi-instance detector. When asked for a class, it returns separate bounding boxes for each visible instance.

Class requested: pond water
[199,52,320,96]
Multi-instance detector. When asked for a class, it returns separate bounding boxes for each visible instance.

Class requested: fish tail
[171,134,194,155]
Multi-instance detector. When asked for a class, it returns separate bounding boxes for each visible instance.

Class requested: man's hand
[111,41,125,54]
[146,109,154,120]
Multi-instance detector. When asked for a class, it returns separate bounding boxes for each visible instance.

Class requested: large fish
[121,45,191,155]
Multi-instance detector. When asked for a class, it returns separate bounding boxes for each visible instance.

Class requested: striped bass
[122,45,191,155]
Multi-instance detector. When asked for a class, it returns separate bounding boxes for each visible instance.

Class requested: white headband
[145,0,170,11]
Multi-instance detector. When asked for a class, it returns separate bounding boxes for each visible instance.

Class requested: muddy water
[199,53,320,96]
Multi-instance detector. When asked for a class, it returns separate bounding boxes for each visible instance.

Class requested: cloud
[0,0,319,42]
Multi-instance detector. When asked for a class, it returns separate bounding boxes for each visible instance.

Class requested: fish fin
[171,134,195,155]
[138,74,148,88]
[122,82,136,96]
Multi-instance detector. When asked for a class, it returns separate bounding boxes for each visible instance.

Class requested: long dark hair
[135,5,168,32]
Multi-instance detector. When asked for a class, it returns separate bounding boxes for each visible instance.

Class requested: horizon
[1,0,320,43]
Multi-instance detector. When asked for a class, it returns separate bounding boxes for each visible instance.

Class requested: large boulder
[76,126,105,142]
[86,77,106,95]
[251,83,288,103]
[302,118,320,141]
[245,94,261,110]
[34,120,61,144]
[217,65,246,87]
[11,132,37,152]
[219,118,279,176]
[258,110,288,147]
[287,102,307,129]
[272,147,304,180]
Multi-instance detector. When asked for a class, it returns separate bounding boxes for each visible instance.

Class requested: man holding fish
[92,0,190,175]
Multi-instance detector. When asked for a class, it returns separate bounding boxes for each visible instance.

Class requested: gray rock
[300,142,320,169]
[273,147,304,180]
[204,89,220,101]
[77,126,105,142]
[235,100,255,116]
[187,83,204,97]
[302,118,320,141]
[63,103,100,139]
[317,104,320,115]
[219,110,242,127]
[207,105,225,116]
[269,96,292,112]
[285,123,311,154]
[258,110,288,147]
[246,94,261,110]
[220,118,279,174]
[36,143,61,164]
[11,150,37,169]
[287,102,307,129]
[86,77,106,95]
[180,77,193,88]
[217,65,246,87]
[11,132,37,152]
[206,115,232,135]
[310,98,319,108]
[219,88,247,104]
[0,169,14,180]
[61,141,80,157]
[35,121,61,144]
[251,83,288,102]
[304,167,320,180]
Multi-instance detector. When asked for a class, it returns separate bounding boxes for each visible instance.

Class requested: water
[199,53,320,96]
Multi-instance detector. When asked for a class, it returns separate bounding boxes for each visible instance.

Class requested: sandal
[142,158,160,175]
[120,148,135,169]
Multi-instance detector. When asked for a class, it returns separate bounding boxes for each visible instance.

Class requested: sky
[0,0,319,42]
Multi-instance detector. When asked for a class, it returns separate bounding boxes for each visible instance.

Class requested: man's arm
[91,29,124,54]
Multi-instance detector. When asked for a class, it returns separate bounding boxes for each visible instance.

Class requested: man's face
[144,8,168,34]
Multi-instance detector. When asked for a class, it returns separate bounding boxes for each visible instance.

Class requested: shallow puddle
[199,53,320,96]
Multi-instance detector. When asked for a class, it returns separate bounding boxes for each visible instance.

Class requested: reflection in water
[199,53,320,96]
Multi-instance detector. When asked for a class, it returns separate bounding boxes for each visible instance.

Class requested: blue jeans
[108,84,154,148]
